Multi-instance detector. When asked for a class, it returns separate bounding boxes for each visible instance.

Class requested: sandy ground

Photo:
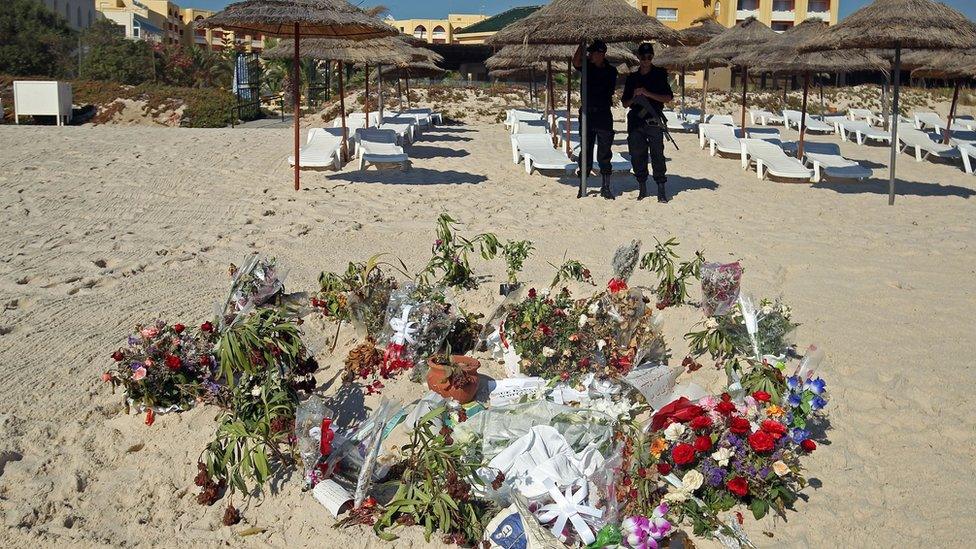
[0,101,974,549]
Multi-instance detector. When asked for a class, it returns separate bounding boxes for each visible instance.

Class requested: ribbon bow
[388,305,418,346]
[536,480,604,545]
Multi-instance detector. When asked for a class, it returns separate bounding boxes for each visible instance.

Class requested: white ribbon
[388,305,418,346]
[535,480,603,545]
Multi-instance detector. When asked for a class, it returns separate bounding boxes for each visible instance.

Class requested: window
[737,0,759,10]
[642,6,648,14]
[808,0,830,12]
[771,21,793,31]
[772,0,794,11]
[413,25,427,39]
[77,6,81,26]
[656,8,677,21]
[715,1,721,15]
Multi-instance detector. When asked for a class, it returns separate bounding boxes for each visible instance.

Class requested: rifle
[632,95,679,150]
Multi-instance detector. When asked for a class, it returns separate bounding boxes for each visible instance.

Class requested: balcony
[736,9,759,19]
[807,0,831,20]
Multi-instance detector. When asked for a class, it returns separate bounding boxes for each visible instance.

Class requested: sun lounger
[681,108,704,124]
[798,142,872,182]
[380,116,416,144]
[513,119,549,134]
[822,115,848,132]
[837,120,891,145]
[402,107,440,125]
[848,109,882,126]
[288,128,342,170]
[664,111,697,132]
[506,109,543,128]
[957,142,976,175]
[749,109,784,126]
[699,123,742,157]
[355,128,410,171]
[343,112,382,128]
[783,110,833,133]
[914,111,969,133]
[744,127,781,141]
[395,109,434,129]
[511,133,574,175]
[707,114,737,126]
[897,126,962,163]
[741,138,814,181]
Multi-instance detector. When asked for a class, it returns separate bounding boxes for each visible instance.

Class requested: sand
[0,96,974,548]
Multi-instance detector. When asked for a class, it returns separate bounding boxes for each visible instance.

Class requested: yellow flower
[766,405,785,418]
[650,437,668,458]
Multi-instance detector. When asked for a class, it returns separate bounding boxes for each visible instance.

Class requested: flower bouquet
[686,297,799,368]
[314,255,403,340]
[700,262,743,317]
[375,283,456,382]
[105,320,219,416]
[219,255,287,329]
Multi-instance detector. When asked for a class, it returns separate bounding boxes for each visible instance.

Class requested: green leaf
[750,499,769,520]
[253,448,270,481]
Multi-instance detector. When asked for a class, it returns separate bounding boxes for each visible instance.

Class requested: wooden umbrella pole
[579,39,588,199]
[293,23,301,191]
[338,60,348,163]
[740,66,748,138]
[701,59,709,118]
[364,64,370,128]
[943,80,960,145]
[566,59,571,156]
[888,43,902,206]
[798,71,810,159]
[782,75,788,104]
[397,73,403,111]
[377,63,384,123]
[406,77,411,109]
[546,61,555,138]
[680,69,686,113]
[819,77,825,117]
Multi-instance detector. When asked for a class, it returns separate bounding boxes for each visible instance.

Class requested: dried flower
[222,505,240,526]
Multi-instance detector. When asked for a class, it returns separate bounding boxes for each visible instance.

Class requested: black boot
[656,181,669,203]
[637,180,649,201]
[600,174,615,200]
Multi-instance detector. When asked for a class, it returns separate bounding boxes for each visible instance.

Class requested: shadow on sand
[328,167,487,185]
[554,173,719,198]
[417,133,473,143]
[813,177,975,198]
[408,144,470,159]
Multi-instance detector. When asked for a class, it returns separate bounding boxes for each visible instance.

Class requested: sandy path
[0,116,974,547]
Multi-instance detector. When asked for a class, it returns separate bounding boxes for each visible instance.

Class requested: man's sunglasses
[640,54,654,60]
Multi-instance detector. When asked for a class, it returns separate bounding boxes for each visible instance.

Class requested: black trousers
[628,123,667,184]
[578,111,614,176]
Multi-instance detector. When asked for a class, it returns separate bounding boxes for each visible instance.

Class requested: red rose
[690,415,713,431]
[671,443,696,465]
[111,350,125,362]
[173,323,186,334]
[651,397,704,431]
[165,354,181,370]
[716,400,737,416]
[199,356,212,367]
[608,278,628,294]
[760,419,788,440]
[729,417,752,435]
[528,288,537,299]
[752,390,771,402]
[200,321,214,333]
[800,439,817,452]
[748,431,775,453]
[720,393,731,402]
[726,476,749,497]
[656,462,672,476]
[694,435,713,452]
[638,467,648,478]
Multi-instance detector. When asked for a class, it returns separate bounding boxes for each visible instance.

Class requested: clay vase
[426,355,481,404]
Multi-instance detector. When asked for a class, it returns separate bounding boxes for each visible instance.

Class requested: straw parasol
[263,36,412,161]
[912,49,976,145]
[201,0,396,190]
[679,17,726,47]
[733,18,888,157]
[663,17,726,113]
[486,0,681,198]
[690,17,777,133]
[799,0,976,205]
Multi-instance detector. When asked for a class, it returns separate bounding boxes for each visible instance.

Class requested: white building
[36,0,98,30]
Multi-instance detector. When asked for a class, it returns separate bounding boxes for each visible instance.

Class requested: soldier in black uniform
[573,40,618,199]
[622,43,674,202]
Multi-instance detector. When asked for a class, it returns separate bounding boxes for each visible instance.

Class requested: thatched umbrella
[733,18,887,158]
[487,0,680,198]
[662,17,725,113]
[799,0,976,205]
[263,36,411,163]
[201,0,396,190]
[912,50,976,144]
[689,17,777,135]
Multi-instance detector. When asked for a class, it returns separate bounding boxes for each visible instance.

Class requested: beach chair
[664,111,697,132]
[740,138,814,182]
[707,114,737,126]
[380,116,416,145]
[288,128,342,170]
[343,112,382,129]
[822,115,849,133]
[749,109,784,126]
[396,109,434,129]
[355,128,410,171]
[848,109,882,126]
[403,107,440,125]
[913,111,969,133]
[699,123,742,157]
[681,108,704,124]
[897,126,962,164]
[511,134,574,175]
[506,109,543,128]
[783,110,834,133]
[797,142,872,182]
[837,120,891,146]
[957,142,976,175]
[744,127,781,141]
[513,119,549,134]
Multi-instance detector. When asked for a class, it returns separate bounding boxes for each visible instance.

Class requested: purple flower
[785,376,802,391]
[804,378,827,395]
[130,361,143,371]
[127,335,140,346]
[790,428,810,444]
[812,396,828,410]
[707,467,726,487]
[758,466,771,479]
[787,393,803,407]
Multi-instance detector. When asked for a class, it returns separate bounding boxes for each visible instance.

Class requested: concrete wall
[38,0,98,30]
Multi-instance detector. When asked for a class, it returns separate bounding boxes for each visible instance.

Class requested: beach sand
[0,105,974,548]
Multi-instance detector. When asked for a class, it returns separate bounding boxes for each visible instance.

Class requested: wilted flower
[132,367,147,381]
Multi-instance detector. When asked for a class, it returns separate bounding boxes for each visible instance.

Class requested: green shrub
[0,0,76,77]
[80,19,155,85]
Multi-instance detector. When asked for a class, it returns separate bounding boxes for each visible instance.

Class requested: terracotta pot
[426,355,481,404]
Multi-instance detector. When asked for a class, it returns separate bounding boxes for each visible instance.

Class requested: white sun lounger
[355,128,410,170]
[395,109,434,129]
[707,114,737,126]
[838,120,891,145]
[342,112,382,129]
[380,116,416,144]
[288,128,342,170]
[783,110,834,133]
[798,142,872,182]
[848,109,882,126]
[957,142,976,175]
[699,123,741,156]
[664,111,697,132]
[744,127,782,141]
[512,134,574,175]
[914,111,969,133]
[741,138,814,181]
[513,119,549,134]
[897,126,962,163]
[506,109,543,128]
[749,109,784,126]
[402,108,440,125]
[823,115,849,133]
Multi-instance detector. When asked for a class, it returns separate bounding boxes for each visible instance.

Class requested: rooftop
[455,5,542,35]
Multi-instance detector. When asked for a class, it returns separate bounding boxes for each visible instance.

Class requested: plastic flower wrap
[218,255,288,330]
[608,240,642,293]
[700,262,743,317]
[295,396,333,487]
[376,283,456,379]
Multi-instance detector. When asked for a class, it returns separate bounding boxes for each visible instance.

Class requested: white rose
[681,469,704,492]
[588,302,600,315]
[772,460,790,477]
[663,491,688,503]
[578,314,588,328]
[597,339,607,350]
[250,386,261,397]
[542,346,556,358]
[711,447,733,467]
[664,422,687,441]
[761,304,774,315]
[704,317,718,329]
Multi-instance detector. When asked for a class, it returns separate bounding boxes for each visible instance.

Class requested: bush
[73,80,237,128]
[80,20,155,85]
[0,0,76,77]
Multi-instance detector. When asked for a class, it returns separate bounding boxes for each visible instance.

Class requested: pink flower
[698,395,718,410]
[144,358,154,368]
[101,372,112,383]
[132,367,147,381]
[140,327,159,339]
